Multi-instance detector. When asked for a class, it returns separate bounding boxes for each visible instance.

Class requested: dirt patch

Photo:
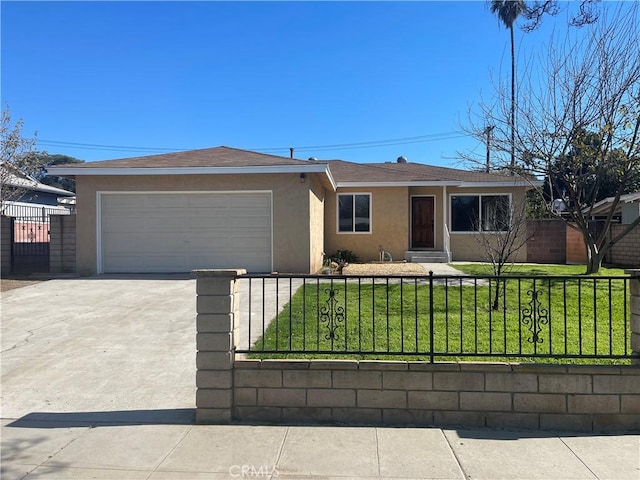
[341,262,428,276]
[1,278,44,292]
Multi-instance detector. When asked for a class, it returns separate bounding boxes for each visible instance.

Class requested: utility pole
[485,126,495,173]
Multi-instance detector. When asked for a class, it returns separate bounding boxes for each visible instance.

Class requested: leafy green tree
[547,131,640,209]
[37,154,83,192]
[526,131,640,219]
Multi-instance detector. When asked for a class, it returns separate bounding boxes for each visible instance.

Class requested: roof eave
[336,181,461,188]
[335,180,539,188]
[46,164,337,191]
[457,180,542,188]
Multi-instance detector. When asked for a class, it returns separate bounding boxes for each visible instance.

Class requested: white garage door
[100,192,272,273]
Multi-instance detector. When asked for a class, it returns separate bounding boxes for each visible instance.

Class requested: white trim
[322,168,337,191]
[338,181,460,188]
[336,192,372,235]
[337,180,539,188]
[448,192,513,234]
[457,181,537,188]
[52,164,337,191]
[409,195,436,249]
[96,190,274,274]
[96,191,103,274]
[442,185,448,254]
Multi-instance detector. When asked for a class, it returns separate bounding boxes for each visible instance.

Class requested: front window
[481,195,510,231]
[450,194,510,232]
[338,194,371,233]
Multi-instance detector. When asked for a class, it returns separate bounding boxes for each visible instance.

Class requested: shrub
[328,249,358,264]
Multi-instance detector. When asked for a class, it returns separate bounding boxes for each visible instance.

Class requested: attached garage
[47,146,335,275]
[99,191,272,273]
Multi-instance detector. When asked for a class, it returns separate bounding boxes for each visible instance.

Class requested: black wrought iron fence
[237,273,632,362]
[10,215,51,273]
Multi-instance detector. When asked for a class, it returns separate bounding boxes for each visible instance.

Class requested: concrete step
[404,251,450,263]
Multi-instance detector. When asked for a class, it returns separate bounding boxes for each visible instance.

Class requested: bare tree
[1,106,45,214]
[472,197,530,310]
[521,0,600,32]
[465,4,640,274]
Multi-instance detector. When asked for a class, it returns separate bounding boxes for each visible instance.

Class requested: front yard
[249,265,632,364]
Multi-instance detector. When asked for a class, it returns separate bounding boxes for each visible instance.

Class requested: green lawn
[249,265,632,364]
[452,264,629,277]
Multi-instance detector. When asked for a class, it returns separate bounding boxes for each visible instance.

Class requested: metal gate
[11,215,50,273]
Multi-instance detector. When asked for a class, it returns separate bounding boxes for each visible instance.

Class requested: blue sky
[2,1,566,166]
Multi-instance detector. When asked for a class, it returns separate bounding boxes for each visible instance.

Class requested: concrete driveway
[1,275,198,422]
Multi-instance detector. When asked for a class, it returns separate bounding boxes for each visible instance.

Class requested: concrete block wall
[1,216,12,276]
[195,270,640,432]
[607,225,640,267]
[231,361,640,432]
[527,220,566,264]
[526,220,639,268]
[49,215,76,273]
[566,226,588,264]
[195,269,246,424]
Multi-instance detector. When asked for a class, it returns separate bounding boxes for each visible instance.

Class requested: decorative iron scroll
[320,288,345,341]
[521,288,549,344]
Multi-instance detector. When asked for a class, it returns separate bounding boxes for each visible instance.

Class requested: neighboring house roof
[588,192,640,216]
[46,145,537,188]
[1,163,75,197]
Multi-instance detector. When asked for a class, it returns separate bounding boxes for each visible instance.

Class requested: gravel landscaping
[341,262,428,276]
[1,278,44,292]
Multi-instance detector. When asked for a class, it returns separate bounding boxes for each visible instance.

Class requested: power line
[36,130,469,156]
[252,131,466,152]
[36,140,186,153]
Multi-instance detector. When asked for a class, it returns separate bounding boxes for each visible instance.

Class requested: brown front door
[411,197,434,248]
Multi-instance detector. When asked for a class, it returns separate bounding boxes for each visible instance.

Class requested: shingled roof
[48,146,531,187]
[57,146,313,169]
[326,159,524,184]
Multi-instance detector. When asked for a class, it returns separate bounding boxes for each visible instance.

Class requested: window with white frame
[338,193,371,233]
[450,194,510,232]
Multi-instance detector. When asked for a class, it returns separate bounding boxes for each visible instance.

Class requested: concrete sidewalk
[2,417,638,480]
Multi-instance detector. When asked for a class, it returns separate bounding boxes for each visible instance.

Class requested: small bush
[328,249,359,264]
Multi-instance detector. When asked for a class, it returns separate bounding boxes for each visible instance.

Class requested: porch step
[404,251,450,263]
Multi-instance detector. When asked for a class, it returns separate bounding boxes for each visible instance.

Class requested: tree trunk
[492,264,503,311]
[585,253,604,274]
[584,240,605,274]
[492,279,501,310]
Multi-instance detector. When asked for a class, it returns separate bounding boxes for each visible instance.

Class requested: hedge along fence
[194,269,640,432]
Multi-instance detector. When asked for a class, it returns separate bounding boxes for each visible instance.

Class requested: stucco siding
[75,174,316,275]
[324,185,529,263]
[308,176,325,273]
[324,187,408,262]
